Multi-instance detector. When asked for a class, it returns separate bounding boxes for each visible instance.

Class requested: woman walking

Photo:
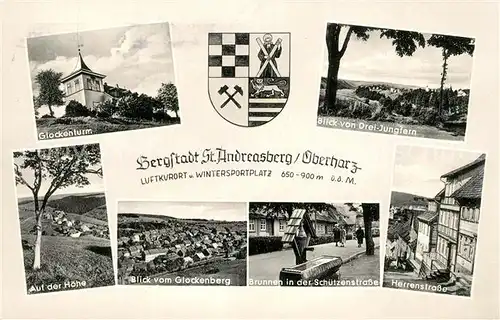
[355,226,364,248]
[340,226,347,247]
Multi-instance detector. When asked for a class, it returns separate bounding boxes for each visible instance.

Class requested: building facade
[434,155,485,273]
[61,50,113,111]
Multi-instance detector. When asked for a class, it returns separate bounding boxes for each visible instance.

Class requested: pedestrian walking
[355,226,364,248]
[333,225,341,246]
[340,226,346,247]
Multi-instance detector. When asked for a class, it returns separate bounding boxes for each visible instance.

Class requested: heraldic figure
[257,33,282,78]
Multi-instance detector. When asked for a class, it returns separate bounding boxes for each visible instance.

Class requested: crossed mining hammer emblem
[218,85,243,109]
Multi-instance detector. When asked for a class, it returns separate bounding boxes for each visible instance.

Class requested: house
[332,204,357,236]
[193,252,205,262]
[310,209,336,235]
[143,248,168,263]
[248,206,288,237]
[202,248,213,257]
[415,188,444,268]
[453,162,484,275]
[435,154,485,272]
[415,212,438,262]
[183,256,194,268]
[61,49,113,111]
[128,245,143,258]
[69,231,81,238]
[132,233,141,243]
[177,248,187,257]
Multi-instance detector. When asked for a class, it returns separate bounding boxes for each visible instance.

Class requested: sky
[14,153,104,199]
[28,22,175,116]
[118,201,247,222]
[322,27,474,89]
[392,145,482,198]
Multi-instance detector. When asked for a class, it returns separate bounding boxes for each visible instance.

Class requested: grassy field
[22,234,114,294]
[36,116,180,139]
[145,259,247,286]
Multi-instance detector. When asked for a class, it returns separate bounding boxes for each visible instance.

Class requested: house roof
[441,154,486,178]
[434,188,445,200]
[387,219,412,242]
[61,51,106,83]
[451,166,484,199]
[248,206,289,220]
[417,211,438,223]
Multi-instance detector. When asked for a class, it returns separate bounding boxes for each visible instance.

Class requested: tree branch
[40,158,78,211]
[85,167,103,175]
[14,163,35,192]
[339,27,354,57]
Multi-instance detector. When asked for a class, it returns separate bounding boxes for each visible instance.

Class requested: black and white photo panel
[383,145,486,297]
[117,201,247,286]
[248,202,381,287]
[27,22,180,141]
[317,23,475,141]
[13,143,115,294]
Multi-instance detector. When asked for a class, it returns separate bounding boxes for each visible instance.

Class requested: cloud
[30,23,175,103]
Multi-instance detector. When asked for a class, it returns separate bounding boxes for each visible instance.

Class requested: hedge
[309,235,337,246]
[249,236,283,255]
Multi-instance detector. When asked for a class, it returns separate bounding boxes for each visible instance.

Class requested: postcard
[13,143,115,294]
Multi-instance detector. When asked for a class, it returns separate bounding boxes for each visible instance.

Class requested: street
[249,237,380,282]
[340,248,380,285]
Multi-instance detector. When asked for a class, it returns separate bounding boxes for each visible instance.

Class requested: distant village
[36,209,109,239]
[117,215,247,283]
[386,154,484,295]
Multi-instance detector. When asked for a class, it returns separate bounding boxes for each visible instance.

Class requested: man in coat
[355,227,365,248]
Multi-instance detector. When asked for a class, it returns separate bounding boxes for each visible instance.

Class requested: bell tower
[60,36,111,111]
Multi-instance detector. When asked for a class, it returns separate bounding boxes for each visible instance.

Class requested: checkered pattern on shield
[209,33,250,78]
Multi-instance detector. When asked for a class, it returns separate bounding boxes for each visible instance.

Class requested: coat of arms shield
[208,32,290,127]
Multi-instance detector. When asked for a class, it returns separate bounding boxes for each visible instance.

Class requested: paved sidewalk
[249,237,380,281]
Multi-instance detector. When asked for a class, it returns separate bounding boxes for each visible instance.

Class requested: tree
[33,96,40,118]
[345,203,379,255]
[157,82,179,118]
[13,144,102,270]
[427,35,474,116]
[34,69,65,117]
[65,100,92,117]
[116,93,157,120]
[360,203,379,256]
[324,24,426,113]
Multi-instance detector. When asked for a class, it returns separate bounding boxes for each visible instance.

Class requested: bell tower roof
[61,48,106,83]
[75,49,92,72]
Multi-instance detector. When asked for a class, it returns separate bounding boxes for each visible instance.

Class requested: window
[94,80,101,91]
[87,78,93,90]
[279,220,285,231]
[458,234,476,262]
[249,221,255,232]
[260,219,266,231]
[66,83,73,95]
[462,206,480,223]
[75,79,81,91]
